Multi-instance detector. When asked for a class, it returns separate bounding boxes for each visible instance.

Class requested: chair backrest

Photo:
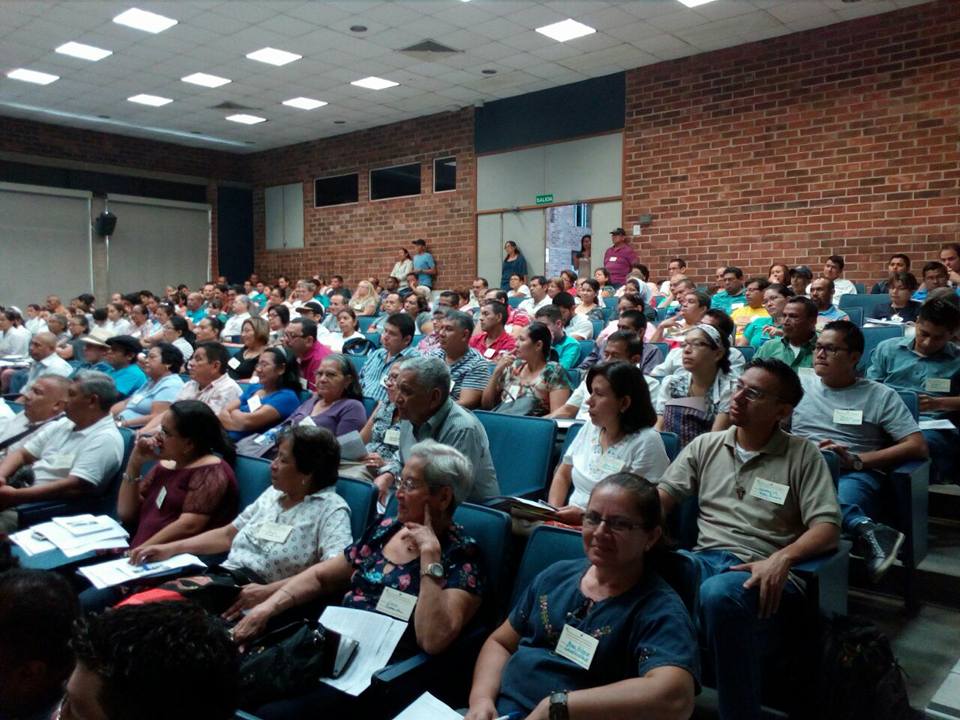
[839,293,890,315]
[858,325,905,372]
[473,411,557,498]
[362,396,378,417]
[589,318,604,339]
[234,456,272,511]
[335,476,377,540]
[658,431,680,461]
[853,282,865,294]
[896,390,919,421]
[564,367,581,387]
[508,297,523,309]
[511,525,583,606]
[657,550,700,619]
[95,428,136,516]
[453,503,512,620]
[577,340,595,365]
[346,354,366,375]
[358,315,376,333]
[364,332,381,348]
[602,296,618,314]
[559,421,585,459]
[845,306,864,327]
[738,346,755,364]
[652,342,670,360]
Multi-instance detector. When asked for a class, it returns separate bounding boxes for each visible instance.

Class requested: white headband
[691,323,723,347]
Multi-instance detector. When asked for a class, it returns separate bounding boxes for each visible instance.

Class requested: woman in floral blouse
[232,440,486,717]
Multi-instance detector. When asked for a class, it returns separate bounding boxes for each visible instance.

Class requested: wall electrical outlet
[632,224,641,236]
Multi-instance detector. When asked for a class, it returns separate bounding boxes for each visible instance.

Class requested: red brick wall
[623,0,960,286]
[246,108,475,290]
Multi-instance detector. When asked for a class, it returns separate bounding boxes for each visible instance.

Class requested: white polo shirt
[23,414,124,488]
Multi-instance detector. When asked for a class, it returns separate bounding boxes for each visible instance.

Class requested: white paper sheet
[919,419,957,431]
[52,514,119,537]
[33,516,128,557]
[337,430,368,461]
[9,528,56,556]
[0,398,14,420]
[318,606,407,696]
[393,692,463,720]
[77,554,204,589]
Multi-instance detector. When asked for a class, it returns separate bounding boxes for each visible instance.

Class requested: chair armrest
[16,500,83,528]
[889,459,930,567]
[792,540,851,618]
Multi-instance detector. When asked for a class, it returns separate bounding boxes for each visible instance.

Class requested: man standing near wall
[603,228,638,286]
[412,239,437,289]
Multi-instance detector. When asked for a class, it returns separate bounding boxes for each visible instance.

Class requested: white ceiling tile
[469,17,527,41]
[184,10,250,34]
[622,0,691,20]
[603,20,666,43]
[646,10,709,32]
[575,5,641,31]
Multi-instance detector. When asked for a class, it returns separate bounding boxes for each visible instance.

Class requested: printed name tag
[449,378,456,392]
[227,357,241,369]
[49,452,75,469]
[749,477,789,505]
[247,395,262,411]
[299,377,309,390]
[383,428,401,447]
[129,393,145,405]
[483,348,496,359]
[608,256,618,263]
[598,456,624,475]
[555,624,599,670]
[298,415,317,428]
[833,409,863,425]
[798,367,816,377]
[256,522,293,544]
[376,586,417,621]
[155,486,167,509]
[249,375,259,384]
[925,378,952,393]
[731,303,745,310]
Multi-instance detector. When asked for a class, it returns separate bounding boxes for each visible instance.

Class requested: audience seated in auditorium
[470,300,517,359]
[755,296,819,370]
[810,278,850,329]
[656,275,694,314]
[651,309,744,379]
[0,566,80,720]
[482,322,571,417]
[506,273,530,300]
[767,263,789,284]
[73,328,113,375]
[195,315,224,345]
[790,321,928,581]
[814,255,857,302]
[359,312,418,402]
[658,358,840,720]
[730,277,770,344]
[55,314,87,361]
[939,243,960,286]
[871,253,912,294]
[0,372,124,530]
[0,375,69,455]
[162,315,195,362]
[867,298,960,484]
[534,305,581,370]
[128,303,160,342]
[282,317,332,393]
[349,280,379,317]
[232,441,483,718]
[219,347,301,441]
[580,298,661,373]
[574,278,606,325]
[340,360,406,482]
[5,332,73,397]
[655,324,734,448]
[228,317,269,381]
[222,294,254,340]
[112,343,185,429]
[739,283,793,348]
[377,356,498,504]
[516,275,551,319]
[322,292,349,334]
[103,335,147,399]
[788,265,813,297]
[549,362,669,524]
[651,290,711,349]
[466,473,698,720]
[404,291,434,335]
[869,272,921,323]
[552,291,594,341]
[710,266,747,315]
[430,310,489,410]
[0,309,31,357]
[63,602,238,720]
[658,257,688,294]
[914,261,951,302]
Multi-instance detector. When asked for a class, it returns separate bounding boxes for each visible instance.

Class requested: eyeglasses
[283,332,303,340]
[681,340,714,350]
[813,344,849,357]
[733,380,779,402]
[582,511,645,533]
[393,477,430,493]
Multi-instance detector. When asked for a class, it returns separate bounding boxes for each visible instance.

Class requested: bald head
[28,332,58,361]
[23,375,70,422]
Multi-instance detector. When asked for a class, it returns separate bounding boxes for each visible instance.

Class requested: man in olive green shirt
[755,296,818,371]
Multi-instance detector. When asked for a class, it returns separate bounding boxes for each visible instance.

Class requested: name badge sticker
[298,415,317,428]
[155,486,167,509]
[833,409,863,426]
[256,522,293,544]
[227,357,241,370]
[383,428,401,447]
[129,393,145,405]
[598,456,624,475]
[49,452,76,469]
[749,477,789,505]
[483,348,496,359]
[925,378,952,393]
[376,586,417,621]
[247,394,262,412]
[299,377,309,390]
[555,624,599,670]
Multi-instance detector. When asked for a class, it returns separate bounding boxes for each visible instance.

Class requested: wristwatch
[549,691,569,720]
[851,453,864,471]
[421,562,444,580]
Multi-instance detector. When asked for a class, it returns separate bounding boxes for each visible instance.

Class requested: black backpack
[812,615,914,720]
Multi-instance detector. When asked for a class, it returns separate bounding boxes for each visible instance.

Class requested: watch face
[425,563,444,578]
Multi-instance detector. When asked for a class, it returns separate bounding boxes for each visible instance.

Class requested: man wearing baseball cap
[103,335,148,399]
[603,228,639,286]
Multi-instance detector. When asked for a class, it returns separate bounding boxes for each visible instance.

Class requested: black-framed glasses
[582,511,645,533]
[813,344,849,356]
[733,380,779,403]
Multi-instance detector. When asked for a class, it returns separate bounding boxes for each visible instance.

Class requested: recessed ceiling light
[55,42,112,61]
[181,72,231,88]
[6,68,59,85]
[350,25,367,33]
[676,0,719,6]
[245,47,302,66]
[535,18,596,42]
[112,7,178,33]
[351,76,399,90]
[128,93,173,106]
[283,97,327,110]
[226,113,267,125]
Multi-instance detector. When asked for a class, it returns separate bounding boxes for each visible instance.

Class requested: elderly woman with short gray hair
[231,439,486,716]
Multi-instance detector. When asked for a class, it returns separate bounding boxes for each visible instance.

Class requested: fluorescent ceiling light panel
[6,68,59,85]
[283,97,327,110]
[55,42,112,61]
[245,47,302,66]
[181,72,231,88]
[226,113,267,125]
[127,93,173,106]
[676,0,720,6]
[112,8,178,33]
[535,18,596,42]
[351,76,399,90]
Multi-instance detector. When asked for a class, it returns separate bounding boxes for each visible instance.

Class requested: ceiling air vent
[399,39,462,60]
[210,101,259,111]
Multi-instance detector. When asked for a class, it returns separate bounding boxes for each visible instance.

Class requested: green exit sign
[535,194,554,205]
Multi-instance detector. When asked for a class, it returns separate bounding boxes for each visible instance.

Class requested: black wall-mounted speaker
[94,211,117,236]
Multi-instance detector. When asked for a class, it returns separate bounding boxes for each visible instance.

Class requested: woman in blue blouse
[500,241,529,291]
[112,342,185,429]
[466,473,699,720]
[218,347,301,441]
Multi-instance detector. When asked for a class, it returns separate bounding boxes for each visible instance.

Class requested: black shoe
[856,521,904,583]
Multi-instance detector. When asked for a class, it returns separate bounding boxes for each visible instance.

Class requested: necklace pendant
[736,485,745,501]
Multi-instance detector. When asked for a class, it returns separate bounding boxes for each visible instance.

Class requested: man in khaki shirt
[658,358,840,720]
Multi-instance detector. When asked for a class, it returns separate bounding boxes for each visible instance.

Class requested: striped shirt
[359,345,419,403]
[429,347,490,400]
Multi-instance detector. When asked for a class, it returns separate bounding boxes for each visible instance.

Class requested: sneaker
[856,521,904,583]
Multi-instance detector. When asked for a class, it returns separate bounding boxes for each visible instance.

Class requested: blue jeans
[922,428,959,485]
[685,549,802,720]
[837,470,885,533]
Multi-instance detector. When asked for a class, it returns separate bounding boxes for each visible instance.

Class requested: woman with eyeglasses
[740,283,795,348]
[266,303,290,346]
[548,362,670,526]
[465,473,698,720]
[650,290,711,349]
[219,347,302,441]
[230,441,486,716]
[655,323,734,447]
[161,314,195,362]
[112,343,185,429]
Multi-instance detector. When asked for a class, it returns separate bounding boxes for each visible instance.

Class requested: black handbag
[238,619,358,707]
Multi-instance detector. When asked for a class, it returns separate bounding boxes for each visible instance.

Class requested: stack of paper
[489,496,558,521]
[318,606,407,696]
[393,692,464,720]
[10,514,129,557]
[78,554,205,589]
